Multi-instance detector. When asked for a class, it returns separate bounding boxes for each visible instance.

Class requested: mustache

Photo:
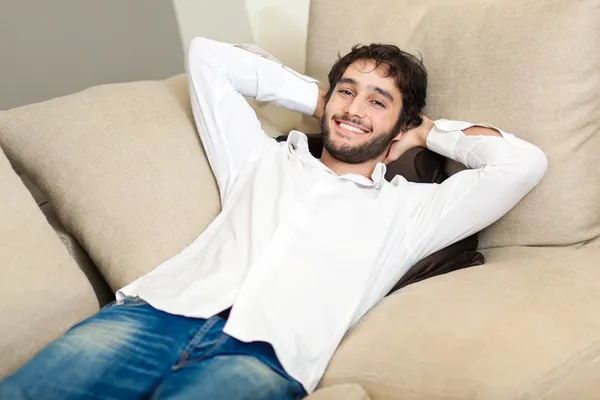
[332,114,372,132]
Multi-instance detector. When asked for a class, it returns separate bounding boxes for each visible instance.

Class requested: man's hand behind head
[383,115,434,165]
[313,88,326,121]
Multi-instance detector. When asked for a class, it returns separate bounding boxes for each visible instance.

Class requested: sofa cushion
[39,203,114,307]
[319,246,600,399]
[0,75,222,291]
[307,384,371,400]
[0,147,98,378]
[305,0,600,248]
[16,169,113,305]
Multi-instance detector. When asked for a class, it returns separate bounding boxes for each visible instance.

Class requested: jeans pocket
[114,296,148,307]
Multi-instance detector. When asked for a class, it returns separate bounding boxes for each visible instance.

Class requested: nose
[344,96,367,118]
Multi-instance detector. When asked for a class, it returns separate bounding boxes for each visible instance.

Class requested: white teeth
[339,122,367,133]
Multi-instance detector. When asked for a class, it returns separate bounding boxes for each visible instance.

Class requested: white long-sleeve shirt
[117,37,548,392]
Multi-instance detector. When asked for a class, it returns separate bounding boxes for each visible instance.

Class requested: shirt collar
[287,131,387,189]
[287,130,310,153]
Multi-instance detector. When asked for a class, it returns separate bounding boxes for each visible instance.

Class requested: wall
[173,0,310,73]
[173,0,311,132]
[244,0,310,73]
[0,0,185,110]
[172,0,254,53]
[0,0,311,120]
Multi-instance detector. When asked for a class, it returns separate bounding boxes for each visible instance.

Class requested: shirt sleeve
[186,37,319,204]
[405,119,548,264]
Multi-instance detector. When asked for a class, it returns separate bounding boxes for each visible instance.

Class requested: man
[0,37,547,399]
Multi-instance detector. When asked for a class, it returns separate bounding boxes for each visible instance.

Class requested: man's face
[321,60,403,164]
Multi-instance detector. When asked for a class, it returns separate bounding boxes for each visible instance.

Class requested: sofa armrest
[305,384,371,400]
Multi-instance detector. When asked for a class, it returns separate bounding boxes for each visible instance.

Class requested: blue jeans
[0,297,306,400]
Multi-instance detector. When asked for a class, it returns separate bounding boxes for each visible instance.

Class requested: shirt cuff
[426,119,515,166]
[280,72,319,116]
[235,42,319,116]
[425,120,470,162]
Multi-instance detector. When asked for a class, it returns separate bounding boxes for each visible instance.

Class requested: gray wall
[0,0,185,110]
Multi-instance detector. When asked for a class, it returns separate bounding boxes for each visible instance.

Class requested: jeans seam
[178,333,228,368]
[175,316,220,366]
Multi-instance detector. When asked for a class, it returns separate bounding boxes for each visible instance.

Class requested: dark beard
[320,113,398,164]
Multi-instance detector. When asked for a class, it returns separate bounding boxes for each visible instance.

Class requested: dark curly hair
[324,44,427,132]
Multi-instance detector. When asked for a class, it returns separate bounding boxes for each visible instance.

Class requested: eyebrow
[338,77,395,103]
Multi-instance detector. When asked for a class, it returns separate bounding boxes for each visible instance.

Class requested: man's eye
[372,100,385,108]
[339,89,353,96]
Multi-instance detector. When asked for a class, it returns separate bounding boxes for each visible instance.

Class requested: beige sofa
[1,0,599,398]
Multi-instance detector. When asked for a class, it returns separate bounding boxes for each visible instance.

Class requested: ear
[383,130,404,157]
[391,130,404,143]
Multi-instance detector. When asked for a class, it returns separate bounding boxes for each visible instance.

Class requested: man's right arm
[186,37,319,204]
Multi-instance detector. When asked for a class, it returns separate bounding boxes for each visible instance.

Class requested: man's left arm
[405,119,548,263]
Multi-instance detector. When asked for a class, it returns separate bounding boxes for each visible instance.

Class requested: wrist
[420,119,435,147]
[313,89,325,120]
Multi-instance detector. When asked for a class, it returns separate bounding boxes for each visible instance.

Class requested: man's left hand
[383,116,434,164]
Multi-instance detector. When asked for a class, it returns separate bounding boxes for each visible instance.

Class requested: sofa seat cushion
[307,384,371,400]
[0,147,99,378]
[319,246,600,400]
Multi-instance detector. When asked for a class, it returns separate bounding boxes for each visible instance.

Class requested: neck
[320,148,384,180]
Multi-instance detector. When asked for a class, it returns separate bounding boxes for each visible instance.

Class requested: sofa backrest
[305,0,600,249]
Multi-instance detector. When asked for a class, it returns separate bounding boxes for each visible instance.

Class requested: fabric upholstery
[18,173,46,206]
[40,203,114,307]
[530,352,600,400]
[582,236,600,248]
[0,147,98,378]
[305,0,600,248]
[0,76,222,291]
[18,171,112,305]
[319,246,600,399]
[306,384,371,400]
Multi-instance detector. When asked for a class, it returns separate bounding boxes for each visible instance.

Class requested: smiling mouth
[334,120,370,135]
